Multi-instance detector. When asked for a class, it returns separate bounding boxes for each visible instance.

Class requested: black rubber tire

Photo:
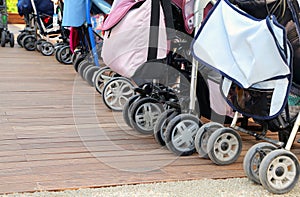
[17,32,28,47]
[207,127,242,165]
[22,35,36,51]
[165,114,201,156]
[259,149,300,194]
[9,33,14,48]
[122,95,141,128]
[35,39,46,52]
[1,31,6,47]
[154,109,179,147]
[243,142,276,184]
[78,60,92,79]
[40,42,55,56]
[59,46,72,65]
[55,46,64,63]
[73,54,85,72]
[194,122,224,159]
[102,77,135,111]
[130,97,164,135]
[84,66,100,86]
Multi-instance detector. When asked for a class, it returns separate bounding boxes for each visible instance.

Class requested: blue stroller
[17,0,58,53]
[62,0,111,85]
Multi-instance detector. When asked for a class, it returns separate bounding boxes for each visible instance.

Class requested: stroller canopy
[62,0,111,27]
[17,0,54,16]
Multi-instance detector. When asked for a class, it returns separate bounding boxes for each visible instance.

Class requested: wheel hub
[275,166,285,177]
[221,142,229,151]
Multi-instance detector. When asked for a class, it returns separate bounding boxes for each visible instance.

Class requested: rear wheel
[259,149,300,194]
[243,142,277,184]
[9,33,14,48]
[40,41,55,56]
[130,97,164,135]
[59,46,72,64]
[22,35,36,51]
[17,32,28,47]
[1,31,6,47]
[207,127,242,165]
[102,77,135,111]
[154,109,179,147]
[165,114,202,156]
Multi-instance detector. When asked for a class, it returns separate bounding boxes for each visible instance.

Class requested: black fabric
[147,0,160,60]
[160,0,176,40]
[147,0,176,60]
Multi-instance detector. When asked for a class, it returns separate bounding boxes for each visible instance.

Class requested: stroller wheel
[17,32,28,47]
[165,114,201,156]
[78,60,92,79]
[55,45,64,63]
[243,142,276,184]
[122,95,141,128]
[35,39,46,52]
[102,77,135,111]
[1,31,6,47]
[130,97,164,134]
[93,67,115,94]
[84,66,100,86]
[22,35,36,51]
[73,54,85,72]
[207,127,242,165]
[154,108,179,147]
[259,149,299,194]
[9,33,14,48]
[71,50,80,64]
[59,46,72,65]
[40,41,55,56]
[194,122,224,159]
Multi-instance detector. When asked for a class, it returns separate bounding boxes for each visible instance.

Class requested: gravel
[1,178,300,197]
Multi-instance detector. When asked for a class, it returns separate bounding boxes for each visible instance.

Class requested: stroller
[62,0,111,84]
[17,0,66,55]
[192,0,300,194]
[100,0,212,140]
[0,0,14,47]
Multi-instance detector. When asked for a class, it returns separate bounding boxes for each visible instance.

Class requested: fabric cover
[192,0,292,119]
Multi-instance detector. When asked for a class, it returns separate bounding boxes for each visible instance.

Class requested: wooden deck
[0,25,300,194]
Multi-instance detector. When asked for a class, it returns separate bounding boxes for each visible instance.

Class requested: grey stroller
[0,0,14,47]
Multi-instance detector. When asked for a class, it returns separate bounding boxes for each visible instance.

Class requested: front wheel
[84,66,100,86]
[17,32,29,47]
[1,31,6,47]
[165,114,202,156]
[154,109,179,147]
[130,97,164,135]
[93,67,115,94]
[59,45,72,65]
[207,127,242,165]
[40,41,55,56]
[122,95,141,128]
[22,35,36,51]
[194,122,224,159]
[259,149,299,194]
[243,142,277,184]
[102,77,135,111]
[9,33,14,48]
